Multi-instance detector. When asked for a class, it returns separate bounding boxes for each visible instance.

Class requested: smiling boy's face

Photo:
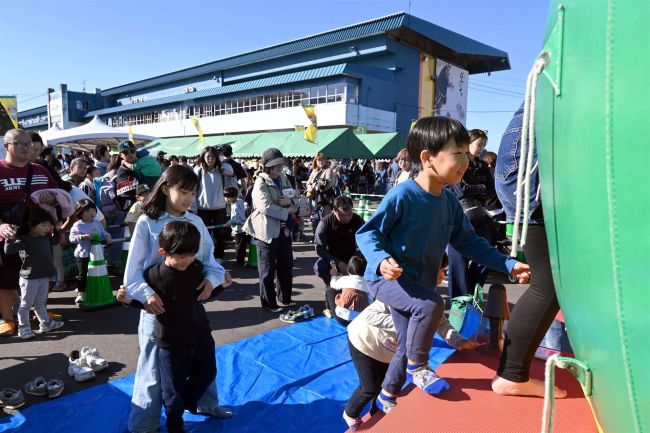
[427,138,470,185]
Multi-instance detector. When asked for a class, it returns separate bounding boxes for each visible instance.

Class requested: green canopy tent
[357,132,405,159]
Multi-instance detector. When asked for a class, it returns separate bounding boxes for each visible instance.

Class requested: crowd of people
[0,108,566,432]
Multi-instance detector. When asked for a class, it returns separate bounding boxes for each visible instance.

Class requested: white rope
[541,353,561,433]
[510,52,550,257]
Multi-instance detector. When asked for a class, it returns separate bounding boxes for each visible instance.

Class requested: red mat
[351,349,598,433]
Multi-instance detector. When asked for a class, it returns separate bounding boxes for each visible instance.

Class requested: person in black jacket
[313,196,364,286]
[126,221,218,433]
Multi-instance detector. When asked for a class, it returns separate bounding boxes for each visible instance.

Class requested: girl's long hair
[310,152,329,170]
[143,165,199,220]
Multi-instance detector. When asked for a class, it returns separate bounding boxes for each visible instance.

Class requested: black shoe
[194,405,234,419]
[263,305,283,313]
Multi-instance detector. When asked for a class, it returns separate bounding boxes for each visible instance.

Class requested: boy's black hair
[347,254,367,277]
[18,208,54,235]
[159,220,200,256]
[407,116,470,172]
[224,186,239,198]
[86,165,98,176]
[72,199,97,220]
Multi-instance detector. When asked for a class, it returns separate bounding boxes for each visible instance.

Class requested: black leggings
[197,208,227,260]
[345,340,389,418]
[497,224,559,382]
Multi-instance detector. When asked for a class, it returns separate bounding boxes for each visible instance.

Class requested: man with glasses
[0,129,58,336]
[313,196,364,287]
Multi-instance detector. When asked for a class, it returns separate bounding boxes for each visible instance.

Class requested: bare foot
[491,375,567,398]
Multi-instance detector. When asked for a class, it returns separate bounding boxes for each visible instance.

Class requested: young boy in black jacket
[128,220,216,433]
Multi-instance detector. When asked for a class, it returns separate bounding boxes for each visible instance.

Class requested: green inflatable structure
[534,1,649,432]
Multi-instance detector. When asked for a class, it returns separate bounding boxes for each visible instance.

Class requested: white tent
[38,124,62,143]
[44,116,158,150]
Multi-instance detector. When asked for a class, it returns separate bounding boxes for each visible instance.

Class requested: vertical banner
[434,60,468,124]
[0,96,18,136]
[191,116,203,149]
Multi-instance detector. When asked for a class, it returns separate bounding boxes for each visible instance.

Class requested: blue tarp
[1,313,480,433]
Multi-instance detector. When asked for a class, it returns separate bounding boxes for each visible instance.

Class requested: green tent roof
[147,128,375,159]
[357,133,405,158]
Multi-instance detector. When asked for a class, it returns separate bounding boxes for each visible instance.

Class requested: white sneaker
[80,347,109,372]
[38,320,64,333]
[68,350,96,382]
[75,291,85,304]
[18,327,36,340]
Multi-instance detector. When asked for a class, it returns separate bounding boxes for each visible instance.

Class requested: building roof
[85,63,355,118]
[17,105,47,118]
[100,12,509,96]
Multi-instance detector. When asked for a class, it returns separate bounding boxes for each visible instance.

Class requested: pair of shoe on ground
[0,377,63,411]
[279,305,314,323]
[68,347,109,382]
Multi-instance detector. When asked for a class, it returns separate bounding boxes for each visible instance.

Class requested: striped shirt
[124,211,225,303]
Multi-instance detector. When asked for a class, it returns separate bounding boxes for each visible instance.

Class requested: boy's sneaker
[0,320,16,337]
[68,350,96,382]
[24,377,48,396]
[298,304,314,318]
[18,327,36,340]
[408,365,450,395]
[342,411,363,431]
[375,393,397,414]
[0,388,25,410]
[279,310,304,323]
[75,291,85,304]
[38,320,64,334]
[80,347,109,372]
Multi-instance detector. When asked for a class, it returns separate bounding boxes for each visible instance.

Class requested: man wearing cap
[114,140,143,213]
[243,148,299,312]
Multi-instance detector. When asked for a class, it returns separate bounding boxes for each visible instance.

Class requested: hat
[118,140,136,153]
[135,184,151,196]
[261,148,286,168]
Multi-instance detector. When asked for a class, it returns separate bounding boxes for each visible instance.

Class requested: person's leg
[345,340,389,418]
[184,335,217,413]
[446,245,470,298]
[256,238,280,309]
[76,257,90,293]
[465,217,492,291]
[234,233,247,266]
[129,311,163,433]
[51,244,65,288]
[17,278,36,333]
[159,345,190,433]
[107,211,125,268]
[275,231,294,305]
[493,225,565,398]
[31,278,51,325]
[313,257,332,286]
[324,287,340,313]
[213,207,228,260]
[197,209,217,259]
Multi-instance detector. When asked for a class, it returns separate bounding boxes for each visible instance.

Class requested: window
[76,100,89,110]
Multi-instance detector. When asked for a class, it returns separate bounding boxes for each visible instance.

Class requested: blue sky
[0,0,550,150]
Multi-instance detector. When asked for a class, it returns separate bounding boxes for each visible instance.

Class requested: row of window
[107,82,353,128]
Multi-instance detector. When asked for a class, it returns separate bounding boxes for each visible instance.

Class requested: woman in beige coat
[243,148,298,312]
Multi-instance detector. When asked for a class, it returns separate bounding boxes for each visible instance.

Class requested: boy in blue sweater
[356,117,530,412]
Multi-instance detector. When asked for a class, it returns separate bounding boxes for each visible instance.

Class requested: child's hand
[223,271,233,288]
[196,279,214,301]
[277,196,291,207]
[511,262,531,284]
[380,257,402,280]
[104,234,112,245]
[116,286,131,304]
[82,234,93,240]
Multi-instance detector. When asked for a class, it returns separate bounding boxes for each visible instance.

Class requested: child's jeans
[159,335,217,432]
[17,277,50,328]
[368,275,444,395]
[129,311,220,433]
